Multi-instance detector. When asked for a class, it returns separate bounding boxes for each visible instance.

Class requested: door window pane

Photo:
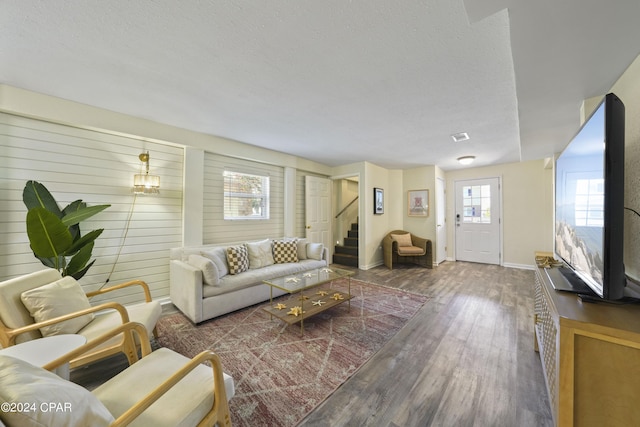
[462,185,491,223]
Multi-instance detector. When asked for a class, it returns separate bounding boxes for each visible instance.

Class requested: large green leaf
[70,259,96,281]
[66,242,94,277]
[62,204,110,227]
[26,207,73,258]
[62,200,85,241]
[23,181,63,217]
[65,229,103,255]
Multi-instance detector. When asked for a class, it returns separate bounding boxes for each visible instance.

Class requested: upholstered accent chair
[0,269,161,369]
[0,322,234,427]
[382,230,433,270]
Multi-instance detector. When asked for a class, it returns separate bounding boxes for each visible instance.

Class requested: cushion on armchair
[0,355,115,427]
[391,233,413,247]
[20,276,95,337]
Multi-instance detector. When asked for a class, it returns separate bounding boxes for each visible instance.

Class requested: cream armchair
[0,322,234,427]
[0,269,161,368]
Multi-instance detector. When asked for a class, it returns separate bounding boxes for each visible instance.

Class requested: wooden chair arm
[5,302,130,345]
[112,350,231,427]
[86,279,153,303]
[42,322,151,371]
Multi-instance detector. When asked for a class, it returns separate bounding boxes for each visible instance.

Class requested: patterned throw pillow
[226,245,249,275]
[272,240,299,264]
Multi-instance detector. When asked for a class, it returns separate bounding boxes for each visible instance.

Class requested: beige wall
[445,159,554,268]
[611,55,640,282]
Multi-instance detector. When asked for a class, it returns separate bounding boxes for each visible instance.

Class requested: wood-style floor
[72,261,554,426]
[298,261,554,427]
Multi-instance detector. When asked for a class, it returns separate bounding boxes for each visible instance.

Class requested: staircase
[333,222,358,267]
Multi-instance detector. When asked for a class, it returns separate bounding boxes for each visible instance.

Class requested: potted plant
[22,180,110,280]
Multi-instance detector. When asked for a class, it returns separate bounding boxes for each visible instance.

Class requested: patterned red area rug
[156,278,428,427]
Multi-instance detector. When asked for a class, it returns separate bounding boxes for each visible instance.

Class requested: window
[574,178,604,227]
[223,171,270,220]
[462,184,491,223]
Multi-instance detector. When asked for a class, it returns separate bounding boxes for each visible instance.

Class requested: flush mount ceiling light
[451,132,470,143]
[133,151,160,194]
[457,156,476,165]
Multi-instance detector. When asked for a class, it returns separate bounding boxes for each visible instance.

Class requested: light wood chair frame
[0,279,158,369]
[42,321,232,427]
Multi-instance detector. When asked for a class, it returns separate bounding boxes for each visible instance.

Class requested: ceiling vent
[451,132,470,143]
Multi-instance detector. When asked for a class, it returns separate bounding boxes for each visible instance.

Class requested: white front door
[305,176,332,253]
[454,177,501,265]
[436,177,447,264]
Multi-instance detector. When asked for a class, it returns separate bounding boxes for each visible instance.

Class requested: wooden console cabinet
[533,259,640,426]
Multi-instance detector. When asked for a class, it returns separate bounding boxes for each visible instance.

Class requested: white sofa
[169,238,328,323]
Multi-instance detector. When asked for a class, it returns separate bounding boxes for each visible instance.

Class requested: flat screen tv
[553,92,626,301]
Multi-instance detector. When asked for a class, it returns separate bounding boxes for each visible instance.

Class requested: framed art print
[374,187,384,215]
[408,189,429,217]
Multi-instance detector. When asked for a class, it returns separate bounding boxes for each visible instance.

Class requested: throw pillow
[226,245,249,275]
[188,254,220,286]
[246,239,275,269]
[306,243,324,261]
[20,276,94,337]
[295,238,308,260]
[391,233,413,247]
[201,247,229,278]
[0,355,115,427]
[272,240,299,264]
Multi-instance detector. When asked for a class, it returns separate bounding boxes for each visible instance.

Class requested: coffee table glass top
[262,267,354,293]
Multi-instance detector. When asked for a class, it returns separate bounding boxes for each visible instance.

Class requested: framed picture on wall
[408,189,429,217]
[374,187,384,215]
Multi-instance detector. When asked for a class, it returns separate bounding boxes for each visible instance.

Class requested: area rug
[156,278,429,427]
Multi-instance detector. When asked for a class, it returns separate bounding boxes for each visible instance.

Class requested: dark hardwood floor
[298,261,554,427]
[72,261,554,426]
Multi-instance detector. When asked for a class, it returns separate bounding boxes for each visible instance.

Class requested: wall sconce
[133,151,160,194]
[457,156,476,165]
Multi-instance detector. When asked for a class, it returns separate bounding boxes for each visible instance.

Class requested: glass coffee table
[262,267,354,335]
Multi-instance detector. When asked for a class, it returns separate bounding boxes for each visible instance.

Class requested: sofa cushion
[306,243,324,261]
[0,355,115,427]
[188,254,220,286]
[201,247,229,278]
[20,276,94,337]
[246,239,275,269]
[272,240,298,264]
[226,245,249,275]
[295,238,308,260]
[391,233,412,247]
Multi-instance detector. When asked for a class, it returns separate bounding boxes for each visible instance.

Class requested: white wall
[0,112,183,305]
[0,85,332,305]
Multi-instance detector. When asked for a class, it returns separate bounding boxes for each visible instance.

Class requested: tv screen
[554,93,625,300]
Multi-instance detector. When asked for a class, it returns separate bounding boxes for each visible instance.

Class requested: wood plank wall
[203,152,285,243]
[0,113,183,305]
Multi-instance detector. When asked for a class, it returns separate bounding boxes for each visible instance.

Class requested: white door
[454,177,501,265]
[305,176,332,252]
[436,177,447,264]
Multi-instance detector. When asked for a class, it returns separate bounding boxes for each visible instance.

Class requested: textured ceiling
[1,1,639,170]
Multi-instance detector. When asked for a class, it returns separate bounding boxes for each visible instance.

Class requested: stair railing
[335,196,359,219]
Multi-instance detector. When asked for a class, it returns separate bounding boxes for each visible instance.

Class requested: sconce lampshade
[133,152,160,194]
